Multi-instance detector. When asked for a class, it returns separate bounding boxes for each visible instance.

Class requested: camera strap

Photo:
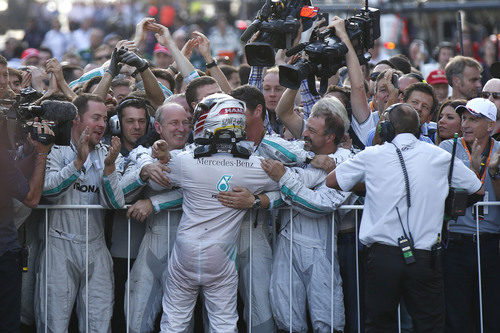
[462,138,493,185]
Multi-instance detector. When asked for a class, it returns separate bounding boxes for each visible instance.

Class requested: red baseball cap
[153,43,171,56]
[21,48,40,60]
[426,69,448,85]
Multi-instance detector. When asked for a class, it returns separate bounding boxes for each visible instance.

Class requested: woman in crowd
[436,99,466,145]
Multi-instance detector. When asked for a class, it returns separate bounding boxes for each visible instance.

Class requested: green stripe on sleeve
[261,139,297,162]
[157,198,183,212]
[103,177,121,209]
[280,185,324,213]
[43,173,79,196]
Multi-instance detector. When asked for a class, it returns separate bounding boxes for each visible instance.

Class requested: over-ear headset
[377,103,403,143]
[109,97,155,136]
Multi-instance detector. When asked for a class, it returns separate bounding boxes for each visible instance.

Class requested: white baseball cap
[456,98,497,122]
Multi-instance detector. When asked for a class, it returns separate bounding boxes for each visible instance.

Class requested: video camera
[6,87,77,146]
[240,0,318,67]
[279,4,380,95]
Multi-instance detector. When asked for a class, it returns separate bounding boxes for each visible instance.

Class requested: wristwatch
[206,59,217,69]
[252,195,262,209]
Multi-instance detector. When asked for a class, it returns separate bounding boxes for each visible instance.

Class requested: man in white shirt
[326,103,483,332]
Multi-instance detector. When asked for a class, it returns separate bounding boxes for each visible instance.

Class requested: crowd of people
[0,3,500,333]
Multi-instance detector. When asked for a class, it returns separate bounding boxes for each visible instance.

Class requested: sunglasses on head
[369,72,380,81]
[481,91,500,100]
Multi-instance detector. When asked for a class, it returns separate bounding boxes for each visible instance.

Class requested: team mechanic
[36,94,124,332]
[118,101,191,332]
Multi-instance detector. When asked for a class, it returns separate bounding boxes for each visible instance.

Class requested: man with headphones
[327,103,483,332]
[108,97,153,331]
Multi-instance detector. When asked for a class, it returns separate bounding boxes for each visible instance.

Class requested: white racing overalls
[270,147,356,332]
[35,143,124,333]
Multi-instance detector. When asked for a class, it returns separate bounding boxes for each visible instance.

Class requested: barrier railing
[31,201,498,332]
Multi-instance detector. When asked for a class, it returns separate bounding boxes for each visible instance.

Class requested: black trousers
[443,235,500,333]
[364,243,444,333]
[111,257,135,332]
[0,249,22,333]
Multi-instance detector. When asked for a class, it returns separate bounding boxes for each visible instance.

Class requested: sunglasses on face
[481,91,500,100]
[369,72,380,81]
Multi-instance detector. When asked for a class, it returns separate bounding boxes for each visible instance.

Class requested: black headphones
[111,97,155,135]
[377,103,403,143]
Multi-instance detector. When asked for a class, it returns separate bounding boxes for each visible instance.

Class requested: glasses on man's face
[481,91,500,100]
[369,72,380,82]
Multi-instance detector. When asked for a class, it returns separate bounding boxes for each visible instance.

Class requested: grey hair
[310,96,350,134]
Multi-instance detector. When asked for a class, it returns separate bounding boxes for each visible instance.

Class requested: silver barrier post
[289,207,293,333]
[126,216,131,333]
[475,203,484,333]
[330,214,335,333]
[45,208,48,333]
[355,209,360,333]
[85,208,89,332]
[248,210,253,331]
[167,211,171,261]
[397,304,401,333]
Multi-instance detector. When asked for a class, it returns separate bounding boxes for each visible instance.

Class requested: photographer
[0,116,52,332]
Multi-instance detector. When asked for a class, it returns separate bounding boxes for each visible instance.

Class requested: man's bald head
[482,78,500,116]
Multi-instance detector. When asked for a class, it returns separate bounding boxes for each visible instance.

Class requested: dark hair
[174,69,205,94]
[238,64,251,85]
[185,76,217,111]
[0,55,7,66]
[219,65,238,80]
[404,72,424,82]
[435,99,466,145]
[151,68,175,91]
[375,60,395,69]
[111,77,133,90]
[73,93,104,116]
[444,56,482,87]
[81,76,102,94]
[38,47,53,58]
[389,54,412,74]
[403,82,438,115]
[116,97,151,132]
[230,84,266,120]
[62,65,83,83]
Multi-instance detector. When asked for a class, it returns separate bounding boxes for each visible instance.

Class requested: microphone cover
[40,100,78,122]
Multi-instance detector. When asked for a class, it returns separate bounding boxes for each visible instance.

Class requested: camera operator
[327,103,483,332]
[0,116,52,333]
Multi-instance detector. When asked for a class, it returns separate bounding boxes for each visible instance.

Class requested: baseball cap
[21,48,40,60]
[153,43,171,56]
[455,98,497,122]
[426,69,448,85]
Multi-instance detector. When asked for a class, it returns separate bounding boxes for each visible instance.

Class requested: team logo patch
[217,175,232,192]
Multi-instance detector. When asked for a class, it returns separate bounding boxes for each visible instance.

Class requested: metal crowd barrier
[33,201,499,332]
